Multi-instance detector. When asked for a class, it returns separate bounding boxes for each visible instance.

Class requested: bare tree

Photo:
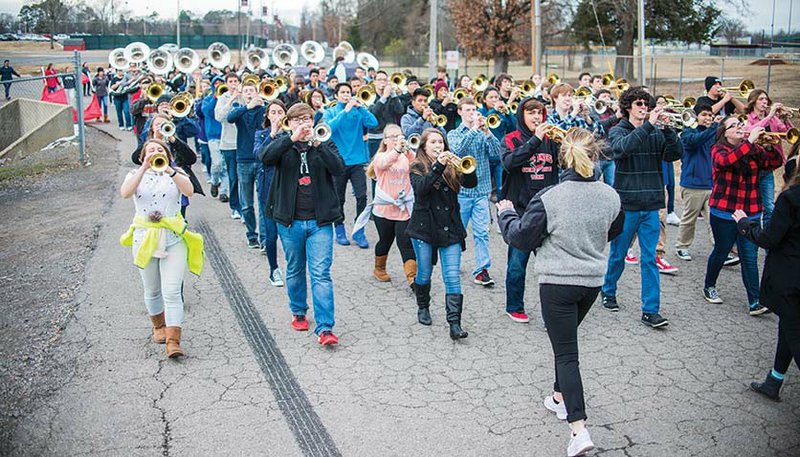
[717,16,748,44]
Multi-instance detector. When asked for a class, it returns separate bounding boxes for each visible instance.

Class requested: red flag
[41,85,67,104]
[82,94,102,121]
[81,74,90,85]
[41,86,103,122]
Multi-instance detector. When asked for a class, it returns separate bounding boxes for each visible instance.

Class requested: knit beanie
[704,76,721,92]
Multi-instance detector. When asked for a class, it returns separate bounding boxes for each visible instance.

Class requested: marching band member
[399,76,421,113]
[744,88,794,228]
[260,103,345,346]
[120,139,205,358]
[501,97,559,323]
[577,72,592,89]
[697,76,745,116]
[546,83,603,136]
[368,71,406,163]
[401,88,445,138]
[429,80,458,131]
[702,116,782,315]
[215,72,244,220]
[479,86,516,203]
[407,128,477,337]
[201,77,227,201]
[307,88,327,125]
[323,82,379,248]
[600,87,682,328]
[494,73,520,106]
[357,124,417,287]
[498,128,624,457]
[448,97,501,287]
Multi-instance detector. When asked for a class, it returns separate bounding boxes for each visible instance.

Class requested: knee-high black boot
[415,283,432,325]
[445,294,468,340]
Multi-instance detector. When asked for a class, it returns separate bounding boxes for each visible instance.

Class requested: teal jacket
[323,102,378,166]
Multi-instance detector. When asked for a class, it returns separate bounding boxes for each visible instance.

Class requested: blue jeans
[505,245,532,313]
[663,161,676,213]
[257,166,278,272]
[237,162,260,243]
[198,141,211,175]
[208,140,228,194]
[221,149,240,212]
[368,138,382,198]
[595,159,615,186]
[602,210,661,314]
[97,94,108,116]
[113,96,132,128]
[277,220,335,335]
[705,214,760,305]
[458,195,491,276]
[759,170,775,228]
[489,157,504,200]
[412,239,462,294]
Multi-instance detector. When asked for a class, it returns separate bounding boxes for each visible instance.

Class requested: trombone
[440,151,476,174]
[756,128,800,145]
[718,79,755,98]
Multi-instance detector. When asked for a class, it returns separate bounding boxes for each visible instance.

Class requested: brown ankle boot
[149,312,166,344]
[165,326,184,358]
[373,255,391,282]
[103,115,109,123]
[403,260,417,288]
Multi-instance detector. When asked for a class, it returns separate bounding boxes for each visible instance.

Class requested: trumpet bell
[215,83,229,98]
[574,86,593,98]
[280,116,291,131]
[272,44,299,68]
[147,49,174,76]
[601,73,614,86]
[434,114,448,128]
[150,153,169,173]
[357,86,377,106]
[407,134,421,150]
[457,156,477,174]
[453,88,469,101]
[545,125,570,143]
[509,101,519,114]
[788,128,800,144]
[124,42,150,64]
[390,72,407,87]
[274,75,289,94]
[683,97,696,109]
[242,73,261,87]
[356,52,379,70]
[207,42,231,69]
[518,80,535,95]
[547,73,561,85]
[108,48,129,71]
[474,74,489,92]
[159,121,176,138]
[146,82,166,103]
[174,48,200,74]
[313,124,332,143]
[594,99,607,114]
[486,113,501,129]
[474,91,485,107]
[245,48,268,72]
[259,81,279,100]
[170,95,193,118]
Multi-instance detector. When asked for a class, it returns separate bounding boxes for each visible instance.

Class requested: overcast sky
[1,0,798,32]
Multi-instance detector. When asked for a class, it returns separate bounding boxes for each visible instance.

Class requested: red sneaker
[291,315,309,331]
[625,249,639,265]
[506,311,530,323]
[656,256,679,274]
[318,331,339,346]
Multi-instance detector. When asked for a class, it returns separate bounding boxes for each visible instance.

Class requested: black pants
[774,315,800,374]
[334,165,367,224]
[373,215,415,261]
[539,283,600,423]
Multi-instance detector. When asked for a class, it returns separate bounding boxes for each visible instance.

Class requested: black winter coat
[429,98,459,131]
[405,160,477,248]
[738,184,800,319]
[259,135,345,227]
[368,94,405,135]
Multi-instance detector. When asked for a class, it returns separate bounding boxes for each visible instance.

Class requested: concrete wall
[0,99,73,162]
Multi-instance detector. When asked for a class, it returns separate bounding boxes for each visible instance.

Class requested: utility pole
[770,0,777,48]
[637,0,645,85]
[176,0,181,48]
[428,0,438,80]
[530,0,542,76]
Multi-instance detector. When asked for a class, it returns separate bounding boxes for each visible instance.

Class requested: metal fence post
[720,58,725,82]
[73,51,86,165]
[766,58,772,92]
[678,58,684,99]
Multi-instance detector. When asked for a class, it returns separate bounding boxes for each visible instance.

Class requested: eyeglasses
[725,121,745,130]
[632,100,648,107]
[385,134,403,140]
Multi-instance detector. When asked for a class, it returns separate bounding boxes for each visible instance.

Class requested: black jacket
[429,98,458,131]
[368,94,405,134]
[259,135,345,226]
[738,184,800,319]
[132,138,205,197]
[608,118,683,211]
[405,161,477,248]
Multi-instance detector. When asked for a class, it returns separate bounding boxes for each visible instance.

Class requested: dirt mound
[750,58,788,65]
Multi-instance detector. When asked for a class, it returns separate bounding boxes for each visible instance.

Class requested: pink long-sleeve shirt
[371,150,415,221]
[746,111,794,158]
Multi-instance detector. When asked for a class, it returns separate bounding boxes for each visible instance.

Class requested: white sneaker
[231,210,241,220]
[567,428,595,457]
[269,268,284,287]
[666,212,680,226]
[544,395,568,420]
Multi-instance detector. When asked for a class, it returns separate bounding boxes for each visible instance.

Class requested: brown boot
[403,260,417,289]
[373,255,391,282]
[165,326,184,358]
[103,115,110,123]
[149,312,166,344]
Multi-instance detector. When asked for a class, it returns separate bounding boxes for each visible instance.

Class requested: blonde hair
[366,124,402,180]
[559,128,599,178]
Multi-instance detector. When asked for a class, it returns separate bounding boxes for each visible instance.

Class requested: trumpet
[546,73,561,85]
[593,99,618,115]
[509,101,519,114]
[170,94,194,118]
[309,123,332,143]
[452,88,469,102]
[657,109,697,130]
[426,112,448,127]
[146,82,166,103]
[486,113,502,129]
[356,85,377,106]
[474,74,489,92]
[543,124,574,143]
[573,86,593,100]
[150,153,169,173]
[280,116,291,131]
[515,80,536,96]
[274,76,289,94]
[778,106,800,119]
[159,121,176,138]
[407,133,421,150]
[390,72,407,88]
[756,128,800,145]
[259,81,279,101]
[440,151,476,174]
[718,79,755,98]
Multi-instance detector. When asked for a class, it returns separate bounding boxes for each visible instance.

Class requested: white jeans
[208,139,228,194]
[135,240,187,327]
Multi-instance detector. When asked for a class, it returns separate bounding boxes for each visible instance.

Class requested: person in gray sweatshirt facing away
[497,128,624,457]
[214,72,244,219]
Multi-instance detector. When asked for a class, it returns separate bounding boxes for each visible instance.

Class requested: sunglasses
[632,100,649,107]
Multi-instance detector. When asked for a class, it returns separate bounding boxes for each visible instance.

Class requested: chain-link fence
[376,51,800,107]
[0,51,87,166]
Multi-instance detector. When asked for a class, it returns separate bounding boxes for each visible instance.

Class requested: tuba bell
[356,52,379,70]
[174,48,200,74]
[272,44,299,68]
[150,153,169,173]
[334,41,356,63]
[300,41,325,64]
[108,48,129,71]
[245,48,268,72]
[123,42,151,64]
[207,42,231,69]
[147,49,174,76]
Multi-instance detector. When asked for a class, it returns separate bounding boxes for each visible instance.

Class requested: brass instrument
[573,86,593,99]
[310,123,332,143]
[657,109,698,130]
[546,73,561,85]
[147,49,173,76]
[601,73,615,86]
[259,81,279,101]
[272,44,299,67]
[146,82,166,103]
[441,151,476,174]
[159,121,176,138]
[242,73,261,87]
[718,79,755,98]
[300,41,325,64]
[390,73,407,87]
[682,97,696,109]
[207,42,231,69]
[170,94,193,118]
[486,113,501,129]
[108,48,128,71]
[333,41,356,64]
[123,42,150,64]
[215,83,229,98]
[407,133,421,150]
[593,99,618,115]
[426,112,447,127]
[280,116,291,131]
[356,85,377,106]
[544,125,575,143]
[516,80,536,96]
[474,91,485,107]
[356,52,380,70]
[474,74,489,92]
[509,101,519,114]
[150,153,169,173]
[778,106,800,119]
[245,48,268,72]
[756,128,800,145]
[274,76,289,94]
[453,88,469,102]
[174,48,200,74]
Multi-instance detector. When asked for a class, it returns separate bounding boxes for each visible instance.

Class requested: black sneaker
[247,239,260,249]
[601,292,619,312]
[749,302,770,316]
[474,269,495,287]
[219,193,229,203]
[703,286,723,304]
[641,313,669,328]
[724,254,740,267]
[210,183,219,198]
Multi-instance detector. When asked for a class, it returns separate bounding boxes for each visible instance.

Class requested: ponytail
[559,128,599,178]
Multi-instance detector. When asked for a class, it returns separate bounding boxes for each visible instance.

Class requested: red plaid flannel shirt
[710,141,783,214]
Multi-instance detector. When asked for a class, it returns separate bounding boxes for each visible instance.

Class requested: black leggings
[774,315,800,374]
[539,283,600,423]
[373,215,415,262]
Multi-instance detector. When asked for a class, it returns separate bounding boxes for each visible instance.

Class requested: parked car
[55,34,69,41]
[0,33,19,41]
